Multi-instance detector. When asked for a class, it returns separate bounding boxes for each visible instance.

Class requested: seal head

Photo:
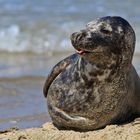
[71,16,135,66]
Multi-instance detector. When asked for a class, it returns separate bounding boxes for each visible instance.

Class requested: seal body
[43,16,140,131]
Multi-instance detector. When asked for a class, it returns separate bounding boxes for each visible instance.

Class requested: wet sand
[0,76,51,131]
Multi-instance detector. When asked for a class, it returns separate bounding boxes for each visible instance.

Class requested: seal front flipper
[43,53,78,97]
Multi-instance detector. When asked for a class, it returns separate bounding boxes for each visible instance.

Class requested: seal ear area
[117,18,136,55]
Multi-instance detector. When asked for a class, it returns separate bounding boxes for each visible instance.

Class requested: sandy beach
[0,118,140,140]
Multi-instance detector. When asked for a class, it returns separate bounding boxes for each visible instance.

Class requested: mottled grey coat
[44,16,140,131]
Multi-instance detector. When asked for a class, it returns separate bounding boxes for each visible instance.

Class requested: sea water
[0,0,140,54]
[0,0,140,130]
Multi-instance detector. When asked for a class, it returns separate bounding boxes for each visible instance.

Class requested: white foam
[0,24,73,53]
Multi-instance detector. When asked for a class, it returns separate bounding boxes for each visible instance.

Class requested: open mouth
[76,49,91,55]
[76,48,104,55]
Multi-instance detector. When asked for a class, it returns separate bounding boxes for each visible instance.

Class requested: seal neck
[78,57,119,82]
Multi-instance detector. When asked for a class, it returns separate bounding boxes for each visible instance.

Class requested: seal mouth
[76,48,103,55]
[76,49,91,55]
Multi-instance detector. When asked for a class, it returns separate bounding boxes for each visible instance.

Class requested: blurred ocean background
[0,0,140,130]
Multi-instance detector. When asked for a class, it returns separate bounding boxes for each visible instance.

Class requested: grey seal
[43,16,140,131]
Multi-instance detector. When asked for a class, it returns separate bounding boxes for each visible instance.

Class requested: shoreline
[0,118,140,140]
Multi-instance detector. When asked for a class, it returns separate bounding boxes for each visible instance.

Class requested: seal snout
[71,29,91,52]
[71,30,87,45]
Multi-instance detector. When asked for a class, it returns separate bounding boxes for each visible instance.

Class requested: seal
[43,16,140,131]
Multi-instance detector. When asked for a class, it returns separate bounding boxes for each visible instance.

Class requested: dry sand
[0,118,140,140]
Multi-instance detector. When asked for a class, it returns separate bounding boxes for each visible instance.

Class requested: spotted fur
[44,16,140,131]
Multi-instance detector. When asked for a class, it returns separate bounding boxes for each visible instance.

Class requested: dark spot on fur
[74,72,80,81]
[85,81,94,88]
[97,70,104,75]
[89,72,97,77]
[81,74,89,82]
[105,77,112,82]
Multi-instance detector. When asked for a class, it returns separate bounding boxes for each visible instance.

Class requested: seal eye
[100,28,111,35]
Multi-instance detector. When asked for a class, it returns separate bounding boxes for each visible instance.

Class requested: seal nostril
[76,34,83,41]
[71,32,77,39]
[70,32,78,43]
[71,31,86,43]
